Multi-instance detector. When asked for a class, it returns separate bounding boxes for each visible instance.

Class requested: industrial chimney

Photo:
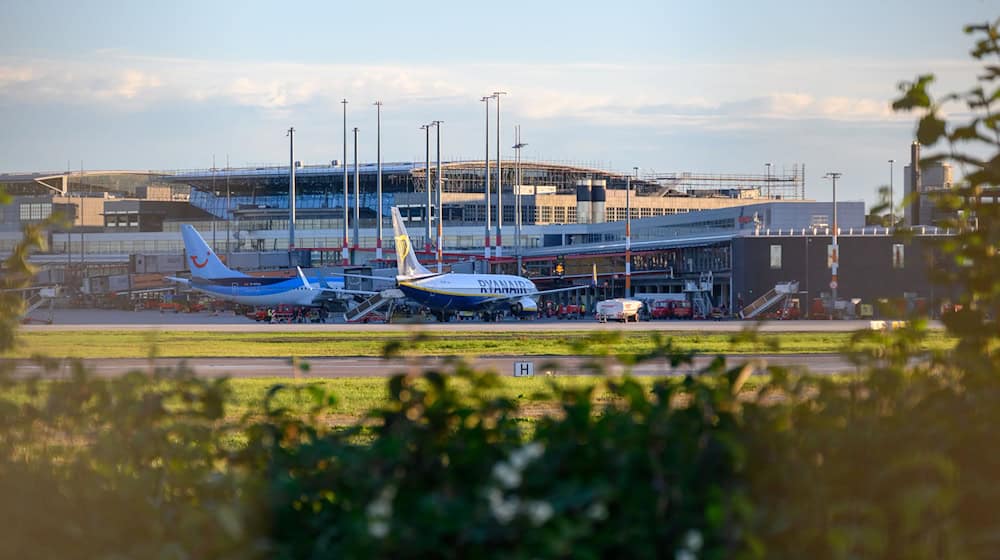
[590,179,607,223]
[576,179,592,224]
[907,141,921,226]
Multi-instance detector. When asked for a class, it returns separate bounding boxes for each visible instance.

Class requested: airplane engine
[512,296,538,316]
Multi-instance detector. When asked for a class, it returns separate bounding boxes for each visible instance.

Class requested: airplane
[383,207,584,321]
[167,224,373,308]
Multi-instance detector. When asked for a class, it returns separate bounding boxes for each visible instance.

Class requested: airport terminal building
[0,160,954,316]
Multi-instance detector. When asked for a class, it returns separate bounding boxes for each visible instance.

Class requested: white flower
[366,484,396,522]
[492,462,522,489]
[509,442,545,470]
[487,488,504,508]
[675,550,696,560]
[586,502,608,521]
[366,499,391,519]
[491,496,520,524]
[684,530,703,551]
[368,520,389,539]
[522,442,545,460]
[525,500,554,526]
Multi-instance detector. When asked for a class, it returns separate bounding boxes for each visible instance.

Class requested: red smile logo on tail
[190,253,210,268]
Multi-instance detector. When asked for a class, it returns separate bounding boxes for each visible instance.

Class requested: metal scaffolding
[645,164,806,200]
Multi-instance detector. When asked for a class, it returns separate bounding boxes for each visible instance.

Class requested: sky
[0,0,996,208]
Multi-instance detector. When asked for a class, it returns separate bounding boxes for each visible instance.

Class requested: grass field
[2,329,956,359]
[226,376,621,421]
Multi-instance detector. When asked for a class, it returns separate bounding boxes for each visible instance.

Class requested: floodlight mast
[374,100,384,260]
[512,127,528,274]
[432,120,444,273]
[493,91,507,257]
[287,127,296,250]
[353,126,360,263]
[341,99,349,266]
[422,123,432,257]
[825,171,842,307]
[481,95,492,261]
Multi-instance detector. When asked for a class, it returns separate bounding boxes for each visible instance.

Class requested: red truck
[647,298,692,320]
[669,300,693,319]
[557,304,583,319]
[650,300,673,320]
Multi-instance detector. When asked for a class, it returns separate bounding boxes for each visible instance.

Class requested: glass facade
[190,190,401,220]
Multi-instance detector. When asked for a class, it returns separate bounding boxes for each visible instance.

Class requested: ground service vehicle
[650,300,673,320]
[595,298,644,322]
[670,300,693,319]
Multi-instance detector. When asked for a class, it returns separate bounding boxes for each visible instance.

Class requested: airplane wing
[296,267,378,296]
[165,276,190,285]
[324,270,416,282]
[318,287,380,296]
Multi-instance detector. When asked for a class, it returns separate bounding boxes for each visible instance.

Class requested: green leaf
[892,74,935,110]
[916,113,947,145]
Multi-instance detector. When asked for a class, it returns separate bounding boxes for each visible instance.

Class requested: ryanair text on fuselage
[478,278,535,294]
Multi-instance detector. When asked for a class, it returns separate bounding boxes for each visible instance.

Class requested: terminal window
[892,244,905,269]
[770,245,782,269]
[19,203,52,222]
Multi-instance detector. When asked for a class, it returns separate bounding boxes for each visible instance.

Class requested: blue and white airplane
[388,207,581,320]
[167,225,372,308]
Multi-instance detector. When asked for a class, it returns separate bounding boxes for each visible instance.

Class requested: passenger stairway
[739,281,799,319]
[344,288,404,322]
[690,291,713,320]
[20,286,58,324]
[685,272,715,319]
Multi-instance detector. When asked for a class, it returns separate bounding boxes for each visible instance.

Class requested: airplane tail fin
[181,224,246,279]
[391,207,433,278]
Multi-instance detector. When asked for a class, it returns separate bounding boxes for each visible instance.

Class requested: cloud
[0,53,970,130]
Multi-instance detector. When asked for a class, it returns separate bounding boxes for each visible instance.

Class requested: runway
[21,309,933,333]
[11,353,859,378]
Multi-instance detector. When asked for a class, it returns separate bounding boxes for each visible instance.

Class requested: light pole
[765,162,772,199]
[287,127,296,250]
[432,120,443,273]
[374,101,384,260]
[493,91,507,257]
[888,159,895,228]
[481,95,492,261]
[212,154,217,248]
[341,98,349,266]
[627,166,637,298]
[825,172,842,309]
[225,154,230,259]
[512,126,528,274]
[353,126,359,263]
[421,123,432,258]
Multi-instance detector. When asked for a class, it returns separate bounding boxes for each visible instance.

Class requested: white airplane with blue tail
[167,225,373,308]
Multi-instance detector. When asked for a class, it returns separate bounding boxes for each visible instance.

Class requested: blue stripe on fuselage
[399,284,505,311]
[192,275,343,295]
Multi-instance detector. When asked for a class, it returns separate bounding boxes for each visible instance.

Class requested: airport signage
[513,361,535,377]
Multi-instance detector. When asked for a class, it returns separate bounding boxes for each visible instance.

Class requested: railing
[344,289,403,322]
[750,226,955,237]
[740,281,799,319]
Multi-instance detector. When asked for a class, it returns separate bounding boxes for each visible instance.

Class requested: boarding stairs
[684,272,715,319]
[20,286,58,324]
[739,281,799,319]
[344,288,404,322]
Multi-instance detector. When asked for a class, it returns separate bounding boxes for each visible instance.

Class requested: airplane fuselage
[398,273,538,312]
[188,275,337,307]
